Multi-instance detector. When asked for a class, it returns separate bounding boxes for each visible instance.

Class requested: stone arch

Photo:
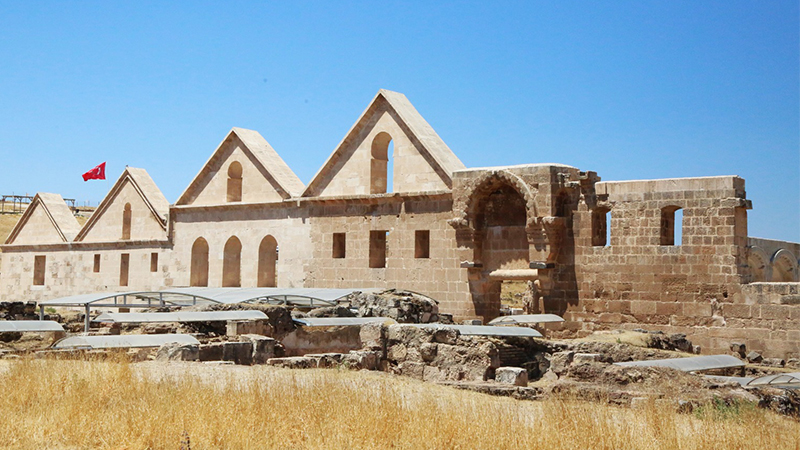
[457,170,537,229]
[258,235,278,287]
[771,249,798,282]
[746,246,770,282]
[370,132,392,194]
[222,236,242,287]
[227,161,243,202]
[121,203,132,240]
[190,237,209,287]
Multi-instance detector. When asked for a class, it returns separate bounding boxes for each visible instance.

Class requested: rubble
[345,290,440,323]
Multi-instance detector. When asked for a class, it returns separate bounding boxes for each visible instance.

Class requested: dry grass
[0,358,798,449]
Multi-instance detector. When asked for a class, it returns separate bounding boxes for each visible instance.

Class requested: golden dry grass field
[0,358,798,449]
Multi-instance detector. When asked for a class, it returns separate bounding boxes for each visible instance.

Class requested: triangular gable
[176,128,305,205]
[303,89,466,197]
[5,193,81,244]
[75,168,168,242]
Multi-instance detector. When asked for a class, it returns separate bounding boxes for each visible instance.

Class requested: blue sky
[0,1,797,241]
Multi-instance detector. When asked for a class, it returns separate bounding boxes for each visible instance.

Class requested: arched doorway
[222,236,242,287]
[190,238,209,287]
[258,235,278,287]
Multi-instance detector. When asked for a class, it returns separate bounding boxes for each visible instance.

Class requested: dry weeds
[0,358,798,449]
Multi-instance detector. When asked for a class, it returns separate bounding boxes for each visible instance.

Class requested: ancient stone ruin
[0,89,798,359]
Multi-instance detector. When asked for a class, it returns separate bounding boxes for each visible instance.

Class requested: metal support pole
[39,305,45,320]
[84,305,90,333]
[160,293,164,307]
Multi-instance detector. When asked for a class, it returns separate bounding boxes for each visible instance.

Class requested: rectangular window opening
[150,252,158,272]
[415,230,430,258]
[369,230,387,268]
[591,209,610,247]
[120,253,130,286]
[93,254,101,273]
[660,207,683,246]
[33,255,46,286]
[332,233,346,259]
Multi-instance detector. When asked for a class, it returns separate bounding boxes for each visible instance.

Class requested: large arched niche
[746,246,769,283]
[222,236,242,287]
[452,170,536,230]
[771,249,799,282]
[258,235,278,287]
[190,237,209,287]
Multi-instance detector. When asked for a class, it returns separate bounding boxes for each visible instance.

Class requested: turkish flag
[82,162,106,181]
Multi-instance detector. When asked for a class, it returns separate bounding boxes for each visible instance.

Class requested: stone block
[495,367,528,386]
[239,334,278,364]
[359,323,386,350]
[223,341,253,365]
[267,356,318,369]
[573,353,603,364]
[156,342,199,362]
[226,319,273,337]
[199,343,224,361]
[549,351,574,375]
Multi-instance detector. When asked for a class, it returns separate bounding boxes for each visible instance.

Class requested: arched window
[222,236,242,287]
[258,235,278,287]
[121,203,132,240]
[190,238,209,287]
[660,206,682,246]
[771,249,798,282]
[227,161,243,202]
[370,132,392,194]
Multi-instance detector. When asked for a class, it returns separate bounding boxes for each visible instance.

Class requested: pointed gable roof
[75,167,168,241]
[5,193,81,244]
[176,127,304,205]
[303,89,466,197]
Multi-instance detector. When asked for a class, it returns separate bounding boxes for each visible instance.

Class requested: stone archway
[771,249,798,282]
[258,235,278,287]
[222,236,242,287]
[190,237,209,287]
[746,246,769,282]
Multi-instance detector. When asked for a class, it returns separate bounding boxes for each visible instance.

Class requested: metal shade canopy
[0,320,64,332]
[614,354,744,372]
[707,373,800,389]
[94,310,267,323]
[488,314,565,325]
[293,317,396,327]
[53,334,200,350]
[407,324,543,338]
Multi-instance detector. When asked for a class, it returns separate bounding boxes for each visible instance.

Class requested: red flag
[82,162,106,181]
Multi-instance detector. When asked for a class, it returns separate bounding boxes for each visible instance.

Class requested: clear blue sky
[1,1,797,241]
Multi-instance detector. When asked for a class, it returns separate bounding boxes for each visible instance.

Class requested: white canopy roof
[614,355,744,372]
[94,310,267,323]
[53,334,199,350]
[0,320,64,332]
[488,314,565,325]
[407,324,543,338]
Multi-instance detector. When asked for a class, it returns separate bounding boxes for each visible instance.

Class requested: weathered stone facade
[1,89,798,357]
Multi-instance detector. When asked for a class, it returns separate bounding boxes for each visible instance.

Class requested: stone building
[2,89,799,357]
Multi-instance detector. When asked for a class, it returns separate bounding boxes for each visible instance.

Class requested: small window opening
[33,255,46,286]
[415,230,430,258]
[120,253,130,286]
[122,203,132,240]
[332,233,346,259]
[93,254,101,273]
[227,161,243,202]
[370,132,392,194]
[150,253,158,272]
[660,206,683,246]
[554,191,570,217]
[369,230,388,268]
[592,208,610,247]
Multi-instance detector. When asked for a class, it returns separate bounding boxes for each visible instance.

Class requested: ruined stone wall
[747,237,800,282]
[169,203,312,288]
[560,176,755,354]
[0,244,173,303]
[302,194,473,318]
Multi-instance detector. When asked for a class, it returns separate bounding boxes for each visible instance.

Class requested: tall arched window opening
[227,161,243,202]
[222,236,242,287]
[122,203,132,240]
[370,132,392,194]
[190,238,209,287]
[258,235,278,287]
